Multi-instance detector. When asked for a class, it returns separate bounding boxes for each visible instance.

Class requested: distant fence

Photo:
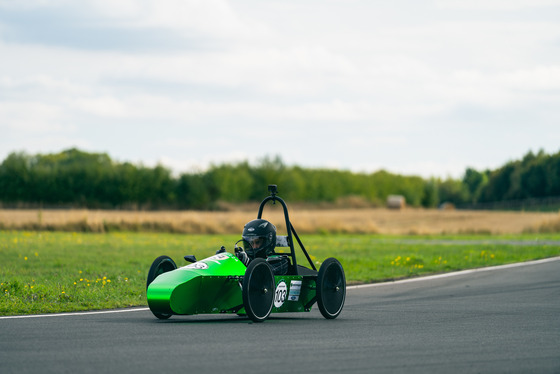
[458,196,560,212]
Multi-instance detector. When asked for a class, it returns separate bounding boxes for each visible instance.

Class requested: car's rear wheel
[317,257,346,319]
[242,258,275,322]
[146,255,177,320]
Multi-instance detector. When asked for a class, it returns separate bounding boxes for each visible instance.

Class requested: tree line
[0,148,558,210]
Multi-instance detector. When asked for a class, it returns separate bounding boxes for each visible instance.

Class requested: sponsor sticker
[274,281,287,308]
[185,262,209,270]
[207,253,230,264]
[288,280,302,301]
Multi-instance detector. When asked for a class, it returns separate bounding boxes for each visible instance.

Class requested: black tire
[317,257,346,319]
[242,258,275,322]
[146,255,177,320]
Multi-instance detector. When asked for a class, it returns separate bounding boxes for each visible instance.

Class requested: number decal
[185,262,209,270]
[274,281,287,308]
[184,253,231,269]
[207,253,230,264]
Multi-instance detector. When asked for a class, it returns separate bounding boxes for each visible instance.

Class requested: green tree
[208,162,254,202]
[0,152,32,202]
[176,173,219,209]
[438,178,469,205]
[463,168,487,203]
[422,178,439,208]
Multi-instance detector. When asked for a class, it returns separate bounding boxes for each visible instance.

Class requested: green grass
[1,230,559,316]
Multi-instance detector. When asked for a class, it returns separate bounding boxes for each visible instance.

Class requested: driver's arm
[235,248,250,266]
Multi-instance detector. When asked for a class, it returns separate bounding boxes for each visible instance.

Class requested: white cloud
[1,1,559,177]
[435,0,560,11]
[0,101,66,131]
[71,97,129,118]
[397,161,468,179]
[154,151,254,175]
[0,0,70,10]
[347,136,409,148]
[87,0,259,40]
[499,66,560,90]
[0,74,89,96]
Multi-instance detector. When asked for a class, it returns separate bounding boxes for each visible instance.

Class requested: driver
[235,219,289,275]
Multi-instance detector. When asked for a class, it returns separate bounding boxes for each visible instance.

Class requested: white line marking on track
[0,307,149,320]
[347,256,560,290]
[2,257,559,319]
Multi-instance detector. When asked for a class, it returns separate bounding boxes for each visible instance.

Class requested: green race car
[146,185,346,322]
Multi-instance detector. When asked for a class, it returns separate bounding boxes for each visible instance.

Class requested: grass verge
[1,230,559,316]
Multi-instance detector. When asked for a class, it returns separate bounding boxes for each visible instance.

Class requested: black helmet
[242,219,276,259]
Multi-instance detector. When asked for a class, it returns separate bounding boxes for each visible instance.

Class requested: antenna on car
[268,184,278,202]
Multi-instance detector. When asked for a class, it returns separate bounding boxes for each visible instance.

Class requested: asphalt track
[1,258,559,374]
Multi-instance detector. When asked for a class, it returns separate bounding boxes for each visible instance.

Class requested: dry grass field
[1,206,559,234]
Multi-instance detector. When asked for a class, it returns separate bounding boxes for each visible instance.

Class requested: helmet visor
[242,234,268,256]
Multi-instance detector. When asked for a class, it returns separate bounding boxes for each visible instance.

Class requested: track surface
[2,259,559,374]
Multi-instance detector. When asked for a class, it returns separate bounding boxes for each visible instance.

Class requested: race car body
[146,185,345,322]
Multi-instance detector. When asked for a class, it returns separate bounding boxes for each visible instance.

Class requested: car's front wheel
[146,255,177,320]
[242,258,275,323]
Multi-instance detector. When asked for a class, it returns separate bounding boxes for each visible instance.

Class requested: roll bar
[257,185,317,274]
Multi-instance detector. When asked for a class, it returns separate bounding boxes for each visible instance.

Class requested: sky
[1,0,560,179]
